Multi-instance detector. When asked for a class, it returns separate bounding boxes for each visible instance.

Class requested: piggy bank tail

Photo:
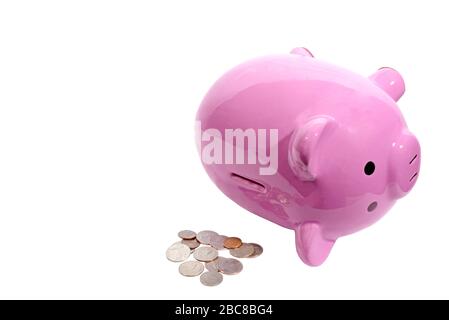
[295,223,335,267]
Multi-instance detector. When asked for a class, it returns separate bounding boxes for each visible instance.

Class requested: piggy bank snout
[390,131,421,197]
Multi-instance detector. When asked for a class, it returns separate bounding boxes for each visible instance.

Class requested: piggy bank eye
[364,161,375,175]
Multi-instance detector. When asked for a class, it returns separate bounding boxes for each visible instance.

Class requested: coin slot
[230,173,266,193]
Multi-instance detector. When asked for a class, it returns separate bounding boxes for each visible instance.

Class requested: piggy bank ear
[288,116,337,181]
[369,67,405,102]
[290,47,314,57]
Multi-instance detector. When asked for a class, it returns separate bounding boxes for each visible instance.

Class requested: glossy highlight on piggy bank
[196,48,420,266]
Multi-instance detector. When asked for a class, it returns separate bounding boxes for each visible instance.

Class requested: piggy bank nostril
[364,161,375,175]
[409,154,418,165]
[367,201,378,212]
[409,172,418,182]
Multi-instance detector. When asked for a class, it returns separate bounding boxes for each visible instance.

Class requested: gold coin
[224,237,242,249]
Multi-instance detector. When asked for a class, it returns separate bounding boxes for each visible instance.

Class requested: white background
[0,0,447,299]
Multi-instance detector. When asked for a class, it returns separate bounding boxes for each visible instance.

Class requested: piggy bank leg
[294,223,335,266]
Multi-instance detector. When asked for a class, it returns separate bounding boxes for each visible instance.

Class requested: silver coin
[179,260,204,277]
[209,235,227,250]
[248,243,263,258]
[196,230,218,245]
[205,257,227,272]
[200,271,223,286]
[182,239,200,249]
[178,230,197,240]
[193,246,218,262]
[218,258,243,275]
[229,243,254,258]
[166,242,191,262]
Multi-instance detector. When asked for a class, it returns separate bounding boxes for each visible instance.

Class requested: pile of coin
[166,230,263,287]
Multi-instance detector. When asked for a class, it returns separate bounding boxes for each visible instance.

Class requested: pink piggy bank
[196,48,420,266]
